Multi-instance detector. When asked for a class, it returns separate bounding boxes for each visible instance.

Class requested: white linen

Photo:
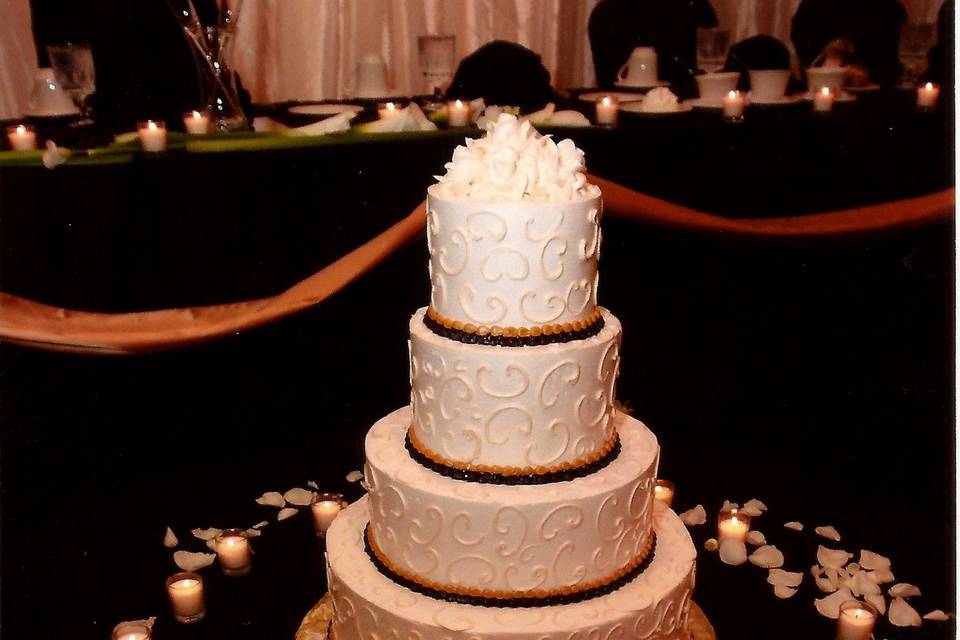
[0,0,38,119]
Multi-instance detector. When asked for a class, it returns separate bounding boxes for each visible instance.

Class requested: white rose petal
[867,567,895,584]
[767,569,803,588]
[812,564,838,593]
[191,527,222,541]
[719,539,748,566]
[252,521,269,530]
[815,588,854,619]
[851,569,881,596]
[42,140,66,169]
[721,500,739,511]
[679,505,706,526]
[814,525,841,542]
[256,491,285,508]
[704,538,719,551]
[205,539,218,551]
[923,610,950,621]
[746,530,767,546]
[173,551,216,572]
[346,470,364,483]
[749,545,784,569]
[859,549,891,570]
[889,597,922,627]
[774,585,799,599]
[163,527,178,548]
[784,521,804,531]
[278,507,298,521]
[284,488,315,506]
[307,480,319,489]
[245,528,261,537]
[866,593,887,615]
[742,498,768,517]
[888,583,921,598]
[817,545,853,569]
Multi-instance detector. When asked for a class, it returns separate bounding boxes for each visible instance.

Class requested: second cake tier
[365,406,659,599]
[409,307,622,475]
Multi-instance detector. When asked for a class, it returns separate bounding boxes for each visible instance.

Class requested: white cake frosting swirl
[433,114,600,202]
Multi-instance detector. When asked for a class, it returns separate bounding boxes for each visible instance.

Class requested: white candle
[653,480,674,507]
[595,95,619,126]
[138,120,167,152]
[7,124,37,151]
[447,99,471,127]
[836,601,877,640]
[378,102,401,119]
[216,529,252,576]
[166,573,205,623]
[111,621,152,640]
[183,110,210,134]
[722,90,745,120]
[717,508,750,542]
[813,86,835,113]
[917,82,940,109]
[312,493,343,536]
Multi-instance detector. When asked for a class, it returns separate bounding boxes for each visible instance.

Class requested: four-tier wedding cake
[325,114,697,639]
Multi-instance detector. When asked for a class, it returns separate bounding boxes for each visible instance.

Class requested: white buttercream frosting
[433,113,599,202]
[641,87,680,113]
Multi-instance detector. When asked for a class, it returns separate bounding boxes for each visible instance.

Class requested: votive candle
[836,600,878,640]
[813,86,835,113]
[595,95,619,126]
[917,82,940,110]
[7,124,37,150]
[447,99,471,127]
[111,621,152,640]
[653,480,675,507]
[166,572,205,623]
[137,120,167,152]
[183,110,210,134]
[312,493,344,537]
[216,529,252,576]
[722,91,745,121]
[378,102,401,119]
[717,507,751,542]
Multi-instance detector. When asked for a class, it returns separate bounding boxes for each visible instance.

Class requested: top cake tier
[427,114,602,331]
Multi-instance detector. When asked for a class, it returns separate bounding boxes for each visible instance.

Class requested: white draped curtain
[0,0,948,117]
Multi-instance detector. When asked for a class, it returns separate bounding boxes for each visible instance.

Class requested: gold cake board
[295,593,716,640]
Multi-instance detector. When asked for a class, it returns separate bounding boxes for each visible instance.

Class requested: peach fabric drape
[0,0,37,120]
[0,181,952,356]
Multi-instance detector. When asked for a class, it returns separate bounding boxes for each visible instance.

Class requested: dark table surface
[0,89,955,640]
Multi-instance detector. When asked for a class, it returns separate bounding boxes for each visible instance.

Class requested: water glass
[418,34,456,97]
[697,28,730,74]
[46,44,96,115]
[899,22,936,85]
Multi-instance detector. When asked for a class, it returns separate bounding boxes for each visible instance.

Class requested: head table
[0,88,953,640]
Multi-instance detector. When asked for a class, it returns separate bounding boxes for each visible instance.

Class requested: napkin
[283,111,357,137]
[357,103,438,133]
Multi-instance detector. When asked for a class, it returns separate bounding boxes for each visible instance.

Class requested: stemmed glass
[696,28,731,74]
[898,22,936,86]
[46,43,96,118]
[418,35,456,108]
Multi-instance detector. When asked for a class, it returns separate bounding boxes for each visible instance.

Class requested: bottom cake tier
[326,497,697,640]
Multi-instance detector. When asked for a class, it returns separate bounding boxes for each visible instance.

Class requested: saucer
[577,91,647,103]
[24,106,81,118]
[689,96,752,110]
[746,93,804,106]
[614,79,670,91]
[802,91,857,103]
[620,101,694,115]
[288,103,364,116]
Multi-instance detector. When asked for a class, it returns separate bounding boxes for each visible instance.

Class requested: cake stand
[295,594,717,640]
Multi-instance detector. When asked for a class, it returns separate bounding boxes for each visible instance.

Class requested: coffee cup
[748,70,791,101]
[28,68,78,116]
[354,54,389,98]
[695,72,740,100]
[617,47,658,86]
[806,66,847,94]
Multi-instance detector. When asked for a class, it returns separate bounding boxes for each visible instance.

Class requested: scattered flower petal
[284,488,315,506]
[721,500,739,511]
[746,530,767,546]
[923,610,950,621]
[815,588,854,619]
[774,585,798,599]
[42,141,66,169]
[889,583,921,598]
[256,491,285,508]
[749,545,784,568]
[866,593,887,615]
[278,507,298,521]
[742,498,768,517]
[817,545,853,569]
[307,480,319,489]
[867,567,895,584]
[252,521,269,530]
[859,549,891,570]
[163,527,178,548]
[205,539,218,551]
[704,538,719,551]
[191,527,222,541]
[851,569,881,596]
[245,528,261,537]
[784,521,804,531]
[346,470,364,483]
[768,569,803,588]
[889,597,922,627]
[679,505,706,526]
[173,551,216,572]
[815,525,841,541]
[846,562,860,572]
[719,539,748,566]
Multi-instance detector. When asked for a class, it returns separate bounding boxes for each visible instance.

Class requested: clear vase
[199,26,248,131]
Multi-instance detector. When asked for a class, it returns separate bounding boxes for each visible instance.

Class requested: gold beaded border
[425,306,603,340]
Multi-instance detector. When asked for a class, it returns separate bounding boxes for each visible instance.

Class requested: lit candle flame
[925,82,934,91]
[728,90,738,98]
[821,87,831,96]
[148,121,158,131]
[454,99,463,108]
[16,125,26,135]
[602,96,612,106]
[386,102,396,111]
[191,110,202,119]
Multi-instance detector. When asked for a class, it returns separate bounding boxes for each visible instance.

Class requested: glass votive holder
[813,86,835,113]
[595,95,619,126]
[312,492,344,537]
[378,101,402,119]
[6,124,38,151]
[137,120,167,152]
[917,82,940,111]
[721,90,745,123]
[447,99,471,127]
[717,507,751,542]
[183,110,210,134]
[216,528,252,576]
[836,599,878,640]
[111,621,152,640]
[166,571,205,623]
[653,479,675,507]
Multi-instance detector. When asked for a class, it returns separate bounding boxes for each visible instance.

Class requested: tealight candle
[717,507,751,542]
[917,82,940,110]
[216,529,252,576]
[378,102,401,119]
[595,95,619,126]
[312,493,344,537]
[137,120,167,152]
[7,124,37,150]
[836,600,878,640]
[722,90,745,121]
[183,110,210,134]
[166,572,205,623]
[653,480,675,507]
[111,621,152,640]
[813,86,835,113]
[447,99,471,127]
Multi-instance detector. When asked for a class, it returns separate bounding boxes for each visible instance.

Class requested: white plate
[746,93,805,106]
[23,108,80,118]
[689,96,752,110]
[614,79,670,90]
[288,103,364,116]
[802,91,857,103]
[846,83,881,93]
[619,101,694,115]
[577,91,646,103]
